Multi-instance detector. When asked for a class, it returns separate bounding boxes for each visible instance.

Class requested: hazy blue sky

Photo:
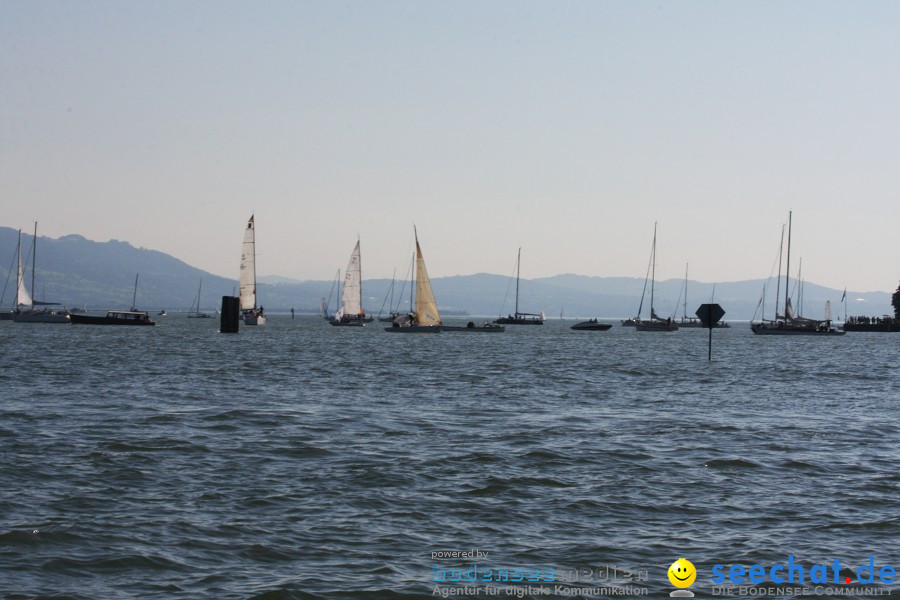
[2,1,898,292]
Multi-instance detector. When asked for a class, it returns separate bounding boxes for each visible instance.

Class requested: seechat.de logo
[711,555,896,586]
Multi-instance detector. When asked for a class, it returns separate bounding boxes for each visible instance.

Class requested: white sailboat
[384,228,442,333]
[12,223,69,323]
[634,222,678,331]
[239,215,266,326]
[330,239,372,326]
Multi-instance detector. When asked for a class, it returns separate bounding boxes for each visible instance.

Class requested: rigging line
[0,248,17,308]
[394,252,414,314]
[497,252,519,317]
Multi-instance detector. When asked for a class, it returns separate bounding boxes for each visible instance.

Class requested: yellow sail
[414,237,441,326]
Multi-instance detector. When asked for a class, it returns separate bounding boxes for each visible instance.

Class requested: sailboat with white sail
[384,228,442,333]
[239,214,266,326]
[634,222,677,332]
[494,248,544,325]
[330,239,372,326]
[750,211,844,335]
[12,223,69,323]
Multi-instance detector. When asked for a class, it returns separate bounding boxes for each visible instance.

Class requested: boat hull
[570,320,612,331]
[751,323,844,335]
[494,315,543,325]
[12,310,70,324]
[442,323,505,332]
[383,325,441,333]
[634,320,678,332]
[329,319,365,327]
[70,312,155,326]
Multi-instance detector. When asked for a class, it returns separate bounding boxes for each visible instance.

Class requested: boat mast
[784,211,792,321]
[650,223,657,318]
[132,273,139,311]
[357,237,362,315]
[31,222,37,304]
[515,247,521,316]
[774,223,784,320]
[683,263,688,321]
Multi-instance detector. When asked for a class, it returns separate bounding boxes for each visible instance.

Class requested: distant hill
[0,226,892,318]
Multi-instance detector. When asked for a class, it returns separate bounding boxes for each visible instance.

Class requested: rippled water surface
[2,317,898,599]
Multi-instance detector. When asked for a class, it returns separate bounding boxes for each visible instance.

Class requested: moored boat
[633,223,678,332]
[750,212,844,336]
[494,248,544,325]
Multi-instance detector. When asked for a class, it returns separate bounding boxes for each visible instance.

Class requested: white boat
[384,228,442,333]
[494,248,543,325]
[187,279,212,318]
[751,212,844,336]
[634,222,678,332]
[12,224,69,324]
[239,215,266,326]
[329,240,372,326]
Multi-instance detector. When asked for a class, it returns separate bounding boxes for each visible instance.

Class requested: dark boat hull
[634,319,678,332]
[751,321,844,335]
[571,320,612,331]
[384,325,441,333]
[70,312,156,326]
[442,324,505,332]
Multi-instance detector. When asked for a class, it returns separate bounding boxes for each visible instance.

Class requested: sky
[2,1,898,292]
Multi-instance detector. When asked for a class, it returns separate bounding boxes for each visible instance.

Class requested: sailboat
[12,224,69,323]
[187,279,212,318]
[494,248,544,325]
[239,215,266,326]
[634,222,678,331]
[330,239,373,326]
[384,228,442,333]
[750,211,844,335]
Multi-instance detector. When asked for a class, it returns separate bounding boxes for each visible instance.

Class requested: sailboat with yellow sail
[384,228,442,333]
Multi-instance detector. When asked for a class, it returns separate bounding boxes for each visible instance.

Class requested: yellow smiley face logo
[668,558,696,588]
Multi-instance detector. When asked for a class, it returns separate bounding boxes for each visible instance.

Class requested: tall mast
[132,273,139,311]
[775,223,784,320]
[650,223,657,317]
[515,247,521,316]
[683,263,688,320]
[357,236,362,313]
[784,211,792,320]
[31,222,37,303]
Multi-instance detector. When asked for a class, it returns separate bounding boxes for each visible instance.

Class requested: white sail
[414,238,441,326]
[15,231,33,308]
[239,215,257,311]
[340,240,362,316]
[825,300,831,322]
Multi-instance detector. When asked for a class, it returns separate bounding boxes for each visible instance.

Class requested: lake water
[1,316,898,599]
